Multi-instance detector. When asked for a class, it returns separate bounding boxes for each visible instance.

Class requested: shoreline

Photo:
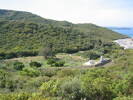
[114,38,133,49]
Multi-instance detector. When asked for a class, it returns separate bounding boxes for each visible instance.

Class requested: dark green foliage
[77,43,123,59]
[54,61,65,67]
[47,58,65,67]
[0,51,38,60]
[29,61,42,68]
[86,51,100,60]
[13,61,24,70]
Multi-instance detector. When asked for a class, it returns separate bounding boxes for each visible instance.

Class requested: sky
[0,0,133,27]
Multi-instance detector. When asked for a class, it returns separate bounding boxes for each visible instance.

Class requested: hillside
[0,9,127,59]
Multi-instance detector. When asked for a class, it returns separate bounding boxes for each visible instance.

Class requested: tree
[39,43,54,59]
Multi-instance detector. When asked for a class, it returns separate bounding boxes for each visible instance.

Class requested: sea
[108,27,133,37]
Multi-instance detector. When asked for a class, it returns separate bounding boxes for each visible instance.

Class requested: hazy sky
[0,0,133,27]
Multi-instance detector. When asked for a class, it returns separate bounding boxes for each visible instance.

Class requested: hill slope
[0,9,127,59]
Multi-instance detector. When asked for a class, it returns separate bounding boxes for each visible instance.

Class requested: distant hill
[0,9,127,59]
[108,27,132,30]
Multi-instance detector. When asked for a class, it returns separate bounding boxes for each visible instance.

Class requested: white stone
[83,60,96,66]
[114,38,133,49]
[83,56,110,66]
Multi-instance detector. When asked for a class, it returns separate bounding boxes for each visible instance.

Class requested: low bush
[59,78,83,100]
[47,58,65,67]
[54,61,65,67]
[47,58,56,66]
[40,80,61,97]
[29,61,42,68]
[13,61,25,70]
[20,67,40,77]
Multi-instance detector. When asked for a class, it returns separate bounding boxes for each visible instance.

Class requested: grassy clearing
[56,53,87,67]
[5,53,87,67]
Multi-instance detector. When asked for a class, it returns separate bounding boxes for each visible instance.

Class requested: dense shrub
[0,53,5,60]
[5,52,17,59]
[54,61,65,67]
[47,58,65,67]
[59,78,83,100]
[0,51,38,60]
[16,51,38,57]
[13,61,25,70]
[77,50,101,60]
[29,61,42,68]
[40,80,60,97]
[47,58,56,66]
[20,67,40,77]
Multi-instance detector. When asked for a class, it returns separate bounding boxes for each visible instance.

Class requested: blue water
[109,28,133,37]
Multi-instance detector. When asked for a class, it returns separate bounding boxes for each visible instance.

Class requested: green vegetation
[20,67,40,77]
[47,58,65,67]
[0,9,132,100]
[0,9,127,59]
[29,61,42,68]
[13,61,25,70]
[0,48,133,100]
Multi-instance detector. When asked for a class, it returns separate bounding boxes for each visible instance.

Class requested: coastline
[114,38,133,49]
